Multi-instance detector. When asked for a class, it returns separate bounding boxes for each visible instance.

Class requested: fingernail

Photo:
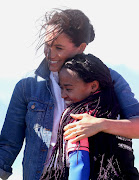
[70,140,75,143]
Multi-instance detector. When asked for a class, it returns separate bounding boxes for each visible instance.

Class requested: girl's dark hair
[40,54,123,180]
[38,9,95,49]
[62,53,113,89]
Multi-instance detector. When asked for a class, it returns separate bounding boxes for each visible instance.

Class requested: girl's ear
[78,43,87,53]
[91,81,100,93]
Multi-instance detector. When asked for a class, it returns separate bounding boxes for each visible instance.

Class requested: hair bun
[89,24,95,42]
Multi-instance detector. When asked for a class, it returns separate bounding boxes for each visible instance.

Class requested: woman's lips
[50,60,58,64]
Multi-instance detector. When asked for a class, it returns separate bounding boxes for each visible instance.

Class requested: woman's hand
[64,113,105,143]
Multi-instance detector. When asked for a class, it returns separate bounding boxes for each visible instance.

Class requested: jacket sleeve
[110,68,139,119]
[0,79,27,179]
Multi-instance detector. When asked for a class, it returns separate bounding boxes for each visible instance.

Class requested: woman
[0,9,139,180]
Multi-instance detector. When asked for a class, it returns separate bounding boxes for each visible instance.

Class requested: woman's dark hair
[61,53,113,89]
[37,9,95,49]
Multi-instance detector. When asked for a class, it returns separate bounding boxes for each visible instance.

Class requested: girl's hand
[64,113,104,143]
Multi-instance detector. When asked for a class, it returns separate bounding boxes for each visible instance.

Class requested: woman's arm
[110,68,139,119]
[0,80,26,179]
[103,117,139,138]
[64,114,139,143]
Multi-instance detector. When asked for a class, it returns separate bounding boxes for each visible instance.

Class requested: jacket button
[36,170,41,174]
[41,149,46,152]
[31,104,35,109]
[49,106,52,109]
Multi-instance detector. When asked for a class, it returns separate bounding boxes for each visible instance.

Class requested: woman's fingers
[63,113,104,143]
[70,113,84,119]
[64,127,83,140]
[64,113,84,131]
[64,126,77,137]
[64,114,86,138]
[64,122,77,132]
[64,114,88,141]
[64,113,86,132]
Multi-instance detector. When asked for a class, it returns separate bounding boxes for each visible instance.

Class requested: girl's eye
[66,89,72,92]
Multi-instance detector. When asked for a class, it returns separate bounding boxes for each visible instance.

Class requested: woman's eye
[56,46,63,50]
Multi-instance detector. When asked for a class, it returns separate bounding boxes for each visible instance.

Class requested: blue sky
[0,0,139,179]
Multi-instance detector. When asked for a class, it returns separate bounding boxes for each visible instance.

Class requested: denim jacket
[0,58,139,180]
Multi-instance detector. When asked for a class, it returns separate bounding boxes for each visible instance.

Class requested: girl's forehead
[60,68,79,81]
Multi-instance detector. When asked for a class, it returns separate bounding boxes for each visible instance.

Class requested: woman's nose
[50,47,57,59]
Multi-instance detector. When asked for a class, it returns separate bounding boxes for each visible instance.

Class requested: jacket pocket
[26,101,48,136]
[27,101,47,112]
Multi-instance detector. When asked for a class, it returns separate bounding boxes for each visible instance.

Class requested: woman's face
[59,68,94,106]
[44,27,84,72]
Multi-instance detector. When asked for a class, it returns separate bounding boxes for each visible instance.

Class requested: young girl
[40,53,139,180]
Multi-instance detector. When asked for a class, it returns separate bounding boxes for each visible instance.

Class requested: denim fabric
[109,68,139,119]
[0,59,139,180]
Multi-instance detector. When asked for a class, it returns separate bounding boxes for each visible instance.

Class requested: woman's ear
[91,81,100,93]
[78,43,87,53]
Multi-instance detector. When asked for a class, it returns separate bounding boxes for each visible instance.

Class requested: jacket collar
[35,58,50,80]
